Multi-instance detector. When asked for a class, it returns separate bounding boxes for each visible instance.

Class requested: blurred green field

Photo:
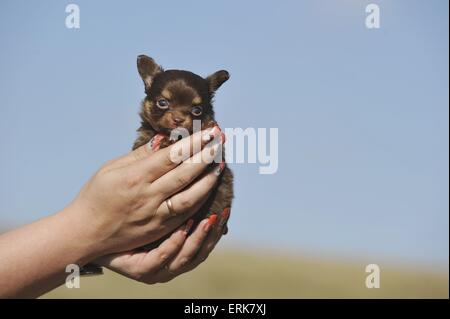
[42,249,448,298]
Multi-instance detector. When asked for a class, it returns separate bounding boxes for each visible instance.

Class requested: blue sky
[0,0,448,269]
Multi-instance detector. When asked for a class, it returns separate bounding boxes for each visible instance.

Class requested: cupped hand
[68,126,224,258]
[95,207,230,284]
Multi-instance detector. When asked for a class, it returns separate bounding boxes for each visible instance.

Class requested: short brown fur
[134,54,234,231]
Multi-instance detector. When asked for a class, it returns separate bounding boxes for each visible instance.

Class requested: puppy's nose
[172,116,184,124]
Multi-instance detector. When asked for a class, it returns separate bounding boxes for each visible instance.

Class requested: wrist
[57,203,106,266]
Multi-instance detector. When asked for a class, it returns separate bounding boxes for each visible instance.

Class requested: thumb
[116,134,166,166]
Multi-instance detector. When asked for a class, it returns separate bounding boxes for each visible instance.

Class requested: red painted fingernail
[220,132,226,144]
[211,125,221,136]
[184,219,194,234]
[219,208,231,227]
[204,214,217,232]
[149,134,164,152]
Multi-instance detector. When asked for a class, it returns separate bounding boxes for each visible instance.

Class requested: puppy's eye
[191,106,203,116]
[156,98,169,109]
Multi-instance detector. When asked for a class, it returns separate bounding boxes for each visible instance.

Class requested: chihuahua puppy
[134,54,233,230]
[81,55,234,275]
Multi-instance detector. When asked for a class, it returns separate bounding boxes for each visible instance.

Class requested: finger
[151,135,224,200]
[98,134,163,173]
[130,134,166,162]
[137,219,194,278]
[165,215,218,275]
[153,209,229,283]
[155,162,225,222]
[181,208,230,273]
[141,127,221,182]
[94,219,192,272]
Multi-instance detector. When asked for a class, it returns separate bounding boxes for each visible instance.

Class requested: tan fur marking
[161,89,172,100]
[192,96,202,105]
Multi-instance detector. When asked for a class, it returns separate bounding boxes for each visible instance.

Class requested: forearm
[0,205,99,298]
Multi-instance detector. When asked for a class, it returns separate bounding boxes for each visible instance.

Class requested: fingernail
[219,208,231,227]
[204,214,217,232]
[202,131,213,143]
[148,134,164,152]
[211,125,221,136]
[214,161,225,176]
[202,126,219,143]
[220,132,226,144]
[184,219,194,234]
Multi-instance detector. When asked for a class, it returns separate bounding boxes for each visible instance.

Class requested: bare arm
[0,127,224,298]
[0,206,103,298]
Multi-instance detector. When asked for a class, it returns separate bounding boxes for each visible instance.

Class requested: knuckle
[153,221,169,235]
[131,144,153,162]
[131,268,145,282]
[178,257,189,268]
[130,149,142,162]
[171,232,186,247]
[166,148,181,165]
[124,174,143,189]
[175,175,189,187]
[133,268,157,284]
[147,183,160,198]
[131,196,147,211]
[157,251,169,263]
[178,196,194,210]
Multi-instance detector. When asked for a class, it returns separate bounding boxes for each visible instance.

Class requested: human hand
[67,127,225,259]
[95,207,230,284]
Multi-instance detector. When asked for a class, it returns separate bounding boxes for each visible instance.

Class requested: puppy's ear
[137,55,163,90]
[206,70,230,93]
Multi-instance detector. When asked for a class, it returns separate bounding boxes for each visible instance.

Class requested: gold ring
[166,198,176,216]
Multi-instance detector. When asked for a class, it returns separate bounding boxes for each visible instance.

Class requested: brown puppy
[80,56,234,276]
[134,54,233,232]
